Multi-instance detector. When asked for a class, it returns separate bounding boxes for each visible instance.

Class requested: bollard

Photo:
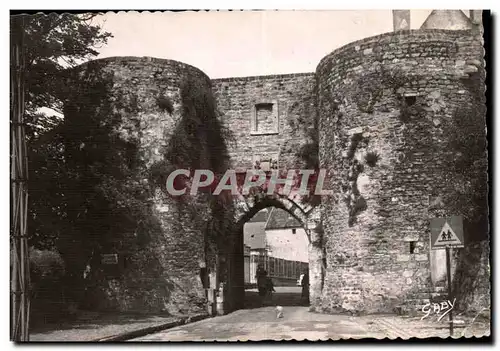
[204,288,218,316]
[216,284,225,315]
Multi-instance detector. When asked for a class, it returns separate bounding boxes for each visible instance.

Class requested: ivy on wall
[364,151,379,167]
[293,81,321,206]
[149,74,236,255]
[352,65,428,123]
[49,63,170,310]
[340,133,370,227]
[339,65,431,227]
[446,71,488,241]
[40,65,239,312]
[445,62,489,317]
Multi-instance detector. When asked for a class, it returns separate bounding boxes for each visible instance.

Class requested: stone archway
[224,193,322,312]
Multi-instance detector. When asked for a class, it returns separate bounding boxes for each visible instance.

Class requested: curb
[94,313,210,342]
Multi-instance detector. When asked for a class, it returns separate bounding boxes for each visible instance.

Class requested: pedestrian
[256,264,268,304]
[256,264,266,282]
[301,270,309,304]
[265,276,275,301]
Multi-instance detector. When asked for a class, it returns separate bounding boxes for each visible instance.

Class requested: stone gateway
[63,28,487,316]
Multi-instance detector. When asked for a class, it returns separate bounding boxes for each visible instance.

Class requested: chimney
[469,10,483,35]
[393,10,411,31]
[469,10,483,25]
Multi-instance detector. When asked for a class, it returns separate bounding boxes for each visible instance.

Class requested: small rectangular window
[251,100,279,135]
[404,95,417,106]
[409,241,416,254]
[292,228,297,234]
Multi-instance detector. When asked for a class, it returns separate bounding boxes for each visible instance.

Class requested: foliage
[353,65,409,114]
[21,11,113,258]
[296,124,320,207]
[295,83,320,205]
[445,74,489,323]
[154,74,236,254]
[364,151,379,167]
[18,13,113,305]
[28,128,68,250]
[29,248,65,283]
[343,158,368,227]
[287,79,319,170]
[26,248,69,325]
[340,133,369,227]
[445,80,488,242]
[164,75,233,174]
[297,140,319,170]
[398,96,426,123]
[347,133,364,159]
[13,13,112,139]
[28,64,163,308]
[29,58,237,311]
[157,95,174,114]
[452,241,490,317]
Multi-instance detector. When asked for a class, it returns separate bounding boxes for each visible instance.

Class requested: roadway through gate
[130,305,384,341]
[243,286,307,309]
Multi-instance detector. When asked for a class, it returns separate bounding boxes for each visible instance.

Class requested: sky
[93,10,442,79]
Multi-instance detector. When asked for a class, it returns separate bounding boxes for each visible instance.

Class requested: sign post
[430,215,464,337]
[445,246,453,336]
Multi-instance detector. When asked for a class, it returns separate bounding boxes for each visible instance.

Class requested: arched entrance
[224,194,322,312]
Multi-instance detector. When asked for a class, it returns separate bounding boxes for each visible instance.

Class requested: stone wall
[316,29,486,314]
[453,240,490,314]
[58,28,487,316]
[62,57,217,314]
[212,73,316,171]
[211,74,318,311]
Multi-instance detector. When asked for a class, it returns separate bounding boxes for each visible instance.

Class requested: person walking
[256,264,266,282]
[301,270,309,304]
[256,264,268,305]
[265,276,276,303]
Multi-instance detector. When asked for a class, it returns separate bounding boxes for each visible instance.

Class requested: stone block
[464,65,479,74]
[347,126,364,135]
[403,270,413,278]
[397,254,411,262]
[466,59,482,67]
[415,254,428,261]
[403,236,419,242]
[156,204,170,213]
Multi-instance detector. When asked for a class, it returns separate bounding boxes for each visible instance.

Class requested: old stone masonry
[63,21,488,316]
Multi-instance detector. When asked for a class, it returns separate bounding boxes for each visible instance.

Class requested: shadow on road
[244,286,309,309]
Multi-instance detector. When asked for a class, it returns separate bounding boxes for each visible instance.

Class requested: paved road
[244,286,307,308]
[131,287,386,341]
[130,287,490,341]
[131,306,383,341]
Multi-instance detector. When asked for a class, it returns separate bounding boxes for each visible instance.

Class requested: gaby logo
[421,298,456,322]
[165,169,334,197]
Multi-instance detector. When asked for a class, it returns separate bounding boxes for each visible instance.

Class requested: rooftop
[243,222,267,249]
[265,208,302,230]
[248,208,270,223]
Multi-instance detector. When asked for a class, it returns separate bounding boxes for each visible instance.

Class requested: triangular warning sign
[434,222,462,246]
[399,18,409,29]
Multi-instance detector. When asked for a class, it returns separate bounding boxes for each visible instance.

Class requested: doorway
[238,206,311,309]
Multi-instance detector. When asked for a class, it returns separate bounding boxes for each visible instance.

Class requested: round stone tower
[62,57,218,313]
[315,29,486,313]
